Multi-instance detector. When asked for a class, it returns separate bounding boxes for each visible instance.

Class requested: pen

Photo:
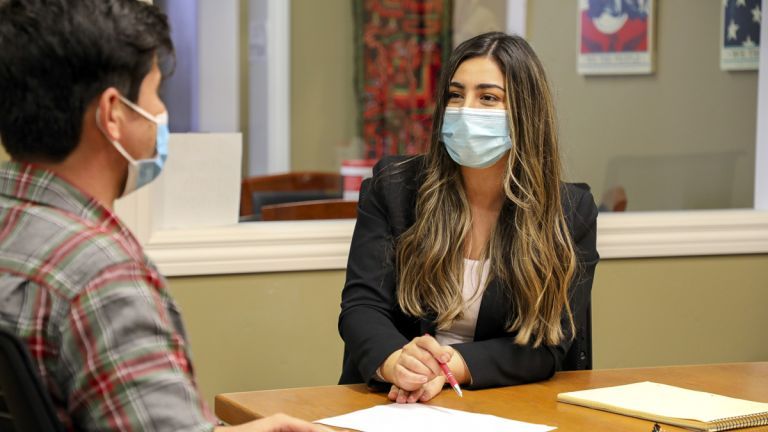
[439,361,463,397]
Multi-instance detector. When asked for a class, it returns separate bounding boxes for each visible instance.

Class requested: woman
[338,32,599,404]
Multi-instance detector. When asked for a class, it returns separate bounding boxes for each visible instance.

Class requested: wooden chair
[261,199,358,221]
[240,172,343,219]
[598,185,628,212]
[562,303,592,371]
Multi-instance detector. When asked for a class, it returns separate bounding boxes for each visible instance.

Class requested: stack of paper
[315,403,556,432]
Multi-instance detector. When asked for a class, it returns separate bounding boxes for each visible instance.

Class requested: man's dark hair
[0,0,174,162]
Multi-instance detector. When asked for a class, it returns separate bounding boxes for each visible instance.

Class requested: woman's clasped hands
[379,334,468,404]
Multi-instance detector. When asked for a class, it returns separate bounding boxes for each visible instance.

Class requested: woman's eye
[448,92,463,100]
[481,94,500,102]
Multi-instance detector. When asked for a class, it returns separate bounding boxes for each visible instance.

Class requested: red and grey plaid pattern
[0,162,216,431]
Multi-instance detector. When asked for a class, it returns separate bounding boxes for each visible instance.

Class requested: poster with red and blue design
[578,0,654,75]
[721,0,761,71]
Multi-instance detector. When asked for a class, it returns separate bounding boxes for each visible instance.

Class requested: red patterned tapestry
[354,0,453,159]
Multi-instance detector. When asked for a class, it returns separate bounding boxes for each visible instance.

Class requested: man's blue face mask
[97,95,170,197]
[440,107,513,169]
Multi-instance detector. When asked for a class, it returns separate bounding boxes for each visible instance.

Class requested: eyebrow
[449,81,505,92]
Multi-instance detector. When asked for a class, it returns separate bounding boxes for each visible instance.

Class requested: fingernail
[420,376,428,382]
[441,354,450,363]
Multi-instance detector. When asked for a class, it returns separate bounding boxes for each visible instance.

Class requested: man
[0,1,329,431]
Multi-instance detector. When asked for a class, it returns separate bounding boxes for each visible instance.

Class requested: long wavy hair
[396,32,577,347]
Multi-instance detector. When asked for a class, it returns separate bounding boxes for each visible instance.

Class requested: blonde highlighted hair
[396,32,576,347]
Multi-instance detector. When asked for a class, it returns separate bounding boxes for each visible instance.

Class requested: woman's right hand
[380,335,454,391]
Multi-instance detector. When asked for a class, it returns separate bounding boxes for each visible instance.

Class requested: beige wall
[168,270,346,408]
[528,0,757,210]
[592,255,768,368]
[169,254,768,407]
[290,0,357,172]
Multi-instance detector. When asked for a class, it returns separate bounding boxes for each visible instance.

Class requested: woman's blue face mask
[440,107,513,168]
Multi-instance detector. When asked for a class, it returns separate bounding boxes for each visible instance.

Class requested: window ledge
[144,209,768,277]
[145,220,356,276]
[596,209,768,258]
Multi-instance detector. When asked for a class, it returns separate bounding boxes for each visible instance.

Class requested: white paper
[315,403,556,432]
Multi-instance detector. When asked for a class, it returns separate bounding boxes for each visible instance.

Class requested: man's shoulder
[0,200,149,300]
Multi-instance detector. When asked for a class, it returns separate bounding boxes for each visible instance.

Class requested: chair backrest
[240,172,343,217]
[261,199,358,221]
[562,303,592,371]
[598,185,628,212]
[0,327,65,432]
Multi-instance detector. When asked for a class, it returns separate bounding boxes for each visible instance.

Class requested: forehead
[450,56,504,85]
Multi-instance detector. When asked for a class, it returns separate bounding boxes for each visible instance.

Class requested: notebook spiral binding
[711,411,768,431]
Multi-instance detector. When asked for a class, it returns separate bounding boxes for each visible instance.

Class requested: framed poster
[578,0,654,75]
[721,0,761,71]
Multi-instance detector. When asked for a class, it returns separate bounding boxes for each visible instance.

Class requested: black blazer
[338,156,599,389]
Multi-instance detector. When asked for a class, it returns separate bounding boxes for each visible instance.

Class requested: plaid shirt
[0,162,217,431]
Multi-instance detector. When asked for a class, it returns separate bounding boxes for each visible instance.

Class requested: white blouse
[435,258,491,346]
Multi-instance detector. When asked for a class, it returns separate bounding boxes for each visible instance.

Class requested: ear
[95,88,125,141]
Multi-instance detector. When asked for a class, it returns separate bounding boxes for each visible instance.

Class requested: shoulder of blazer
[366,155,425,237]
[370,155,425,195]
[561,182,598,243]
[372,155,424,179]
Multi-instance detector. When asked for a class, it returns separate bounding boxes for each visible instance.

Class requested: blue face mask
[97,95,170,197]
[440,107,513,168]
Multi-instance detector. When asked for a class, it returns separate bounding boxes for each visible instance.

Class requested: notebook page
[560,382,768,422]
[315,403,556,432]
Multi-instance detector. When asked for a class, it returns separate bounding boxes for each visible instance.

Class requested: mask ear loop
[118,95,160,124]
[115,95,169,160]
[93,107,140,197]
[95,107,138,164]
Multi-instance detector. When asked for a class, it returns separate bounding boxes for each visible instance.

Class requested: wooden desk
[216,363,768,431]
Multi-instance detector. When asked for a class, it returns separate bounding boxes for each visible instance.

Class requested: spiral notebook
[557,381,768,431]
